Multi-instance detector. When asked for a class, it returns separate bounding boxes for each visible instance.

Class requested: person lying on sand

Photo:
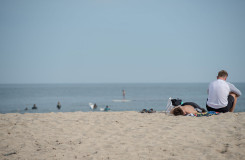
[170,102,206,116]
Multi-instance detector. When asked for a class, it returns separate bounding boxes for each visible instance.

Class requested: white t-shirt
[207,79,242,109]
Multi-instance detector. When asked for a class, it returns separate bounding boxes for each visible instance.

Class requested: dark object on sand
[57,101,61,109]
[140,108,156,113]
[3,151,17,156]
[171,98,182,106]
[32,104,37,110]
[148,108,156,113]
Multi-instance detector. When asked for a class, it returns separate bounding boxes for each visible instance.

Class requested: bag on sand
[165,97,182,114]
[171,98,182,106]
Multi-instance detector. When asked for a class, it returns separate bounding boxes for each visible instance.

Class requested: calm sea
[0,83,244,114]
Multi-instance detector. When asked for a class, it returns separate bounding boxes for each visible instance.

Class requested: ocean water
[0,83,244,114]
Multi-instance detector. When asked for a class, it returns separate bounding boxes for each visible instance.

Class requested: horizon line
[0,81,244,85]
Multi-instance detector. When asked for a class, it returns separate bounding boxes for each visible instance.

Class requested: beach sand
[0,111,245,160]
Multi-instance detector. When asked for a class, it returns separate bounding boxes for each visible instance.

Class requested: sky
[0,0,245,84]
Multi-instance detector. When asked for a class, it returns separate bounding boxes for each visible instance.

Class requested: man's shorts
[206,95,234,113]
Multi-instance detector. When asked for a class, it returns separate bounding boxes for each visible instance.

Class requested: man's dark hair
[218,70,228,78]
[172,107,184,116]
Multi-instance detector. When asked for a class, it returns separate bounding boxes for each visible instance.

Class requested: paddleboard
[112,99,132,102]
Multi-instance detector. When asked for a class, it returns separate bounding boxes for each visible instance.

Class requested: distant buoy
[32,104,37,110]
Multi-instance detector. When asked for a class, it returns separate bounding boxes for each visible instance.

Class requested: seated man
[171,102,206,116]
[206,70,242,113]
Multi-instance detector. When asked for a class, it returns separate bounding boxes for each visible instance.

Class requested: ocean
[0,83,244,114]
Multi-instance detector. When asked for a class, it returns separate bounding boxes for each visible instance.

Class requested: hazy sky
[0,0,245,83]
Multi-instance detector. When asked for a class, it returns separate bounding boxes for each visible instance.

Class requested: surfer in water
[122,89,125,100]
[57,101,61,109]
[32,104,37,110]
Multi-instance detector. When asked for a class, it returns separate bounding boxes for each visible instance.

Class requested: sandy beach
[0,111,245,160]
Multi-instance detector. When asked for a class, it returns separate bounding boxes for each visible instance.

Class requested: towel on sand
[186,111,219,117]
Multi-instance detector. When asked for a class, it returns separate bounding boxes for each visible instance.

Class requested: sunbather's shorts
[206,95,234,113]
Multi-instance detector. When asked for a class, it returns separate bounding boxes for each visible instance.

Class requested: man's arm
[227,82,242,97]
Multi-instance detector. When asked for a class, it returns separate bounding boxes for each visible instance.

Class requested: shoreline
[1,110,245,114]
[1,111,245,160]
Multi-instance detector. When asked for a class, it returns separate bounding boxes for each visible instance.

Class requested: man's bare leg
[229,93,237,112]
